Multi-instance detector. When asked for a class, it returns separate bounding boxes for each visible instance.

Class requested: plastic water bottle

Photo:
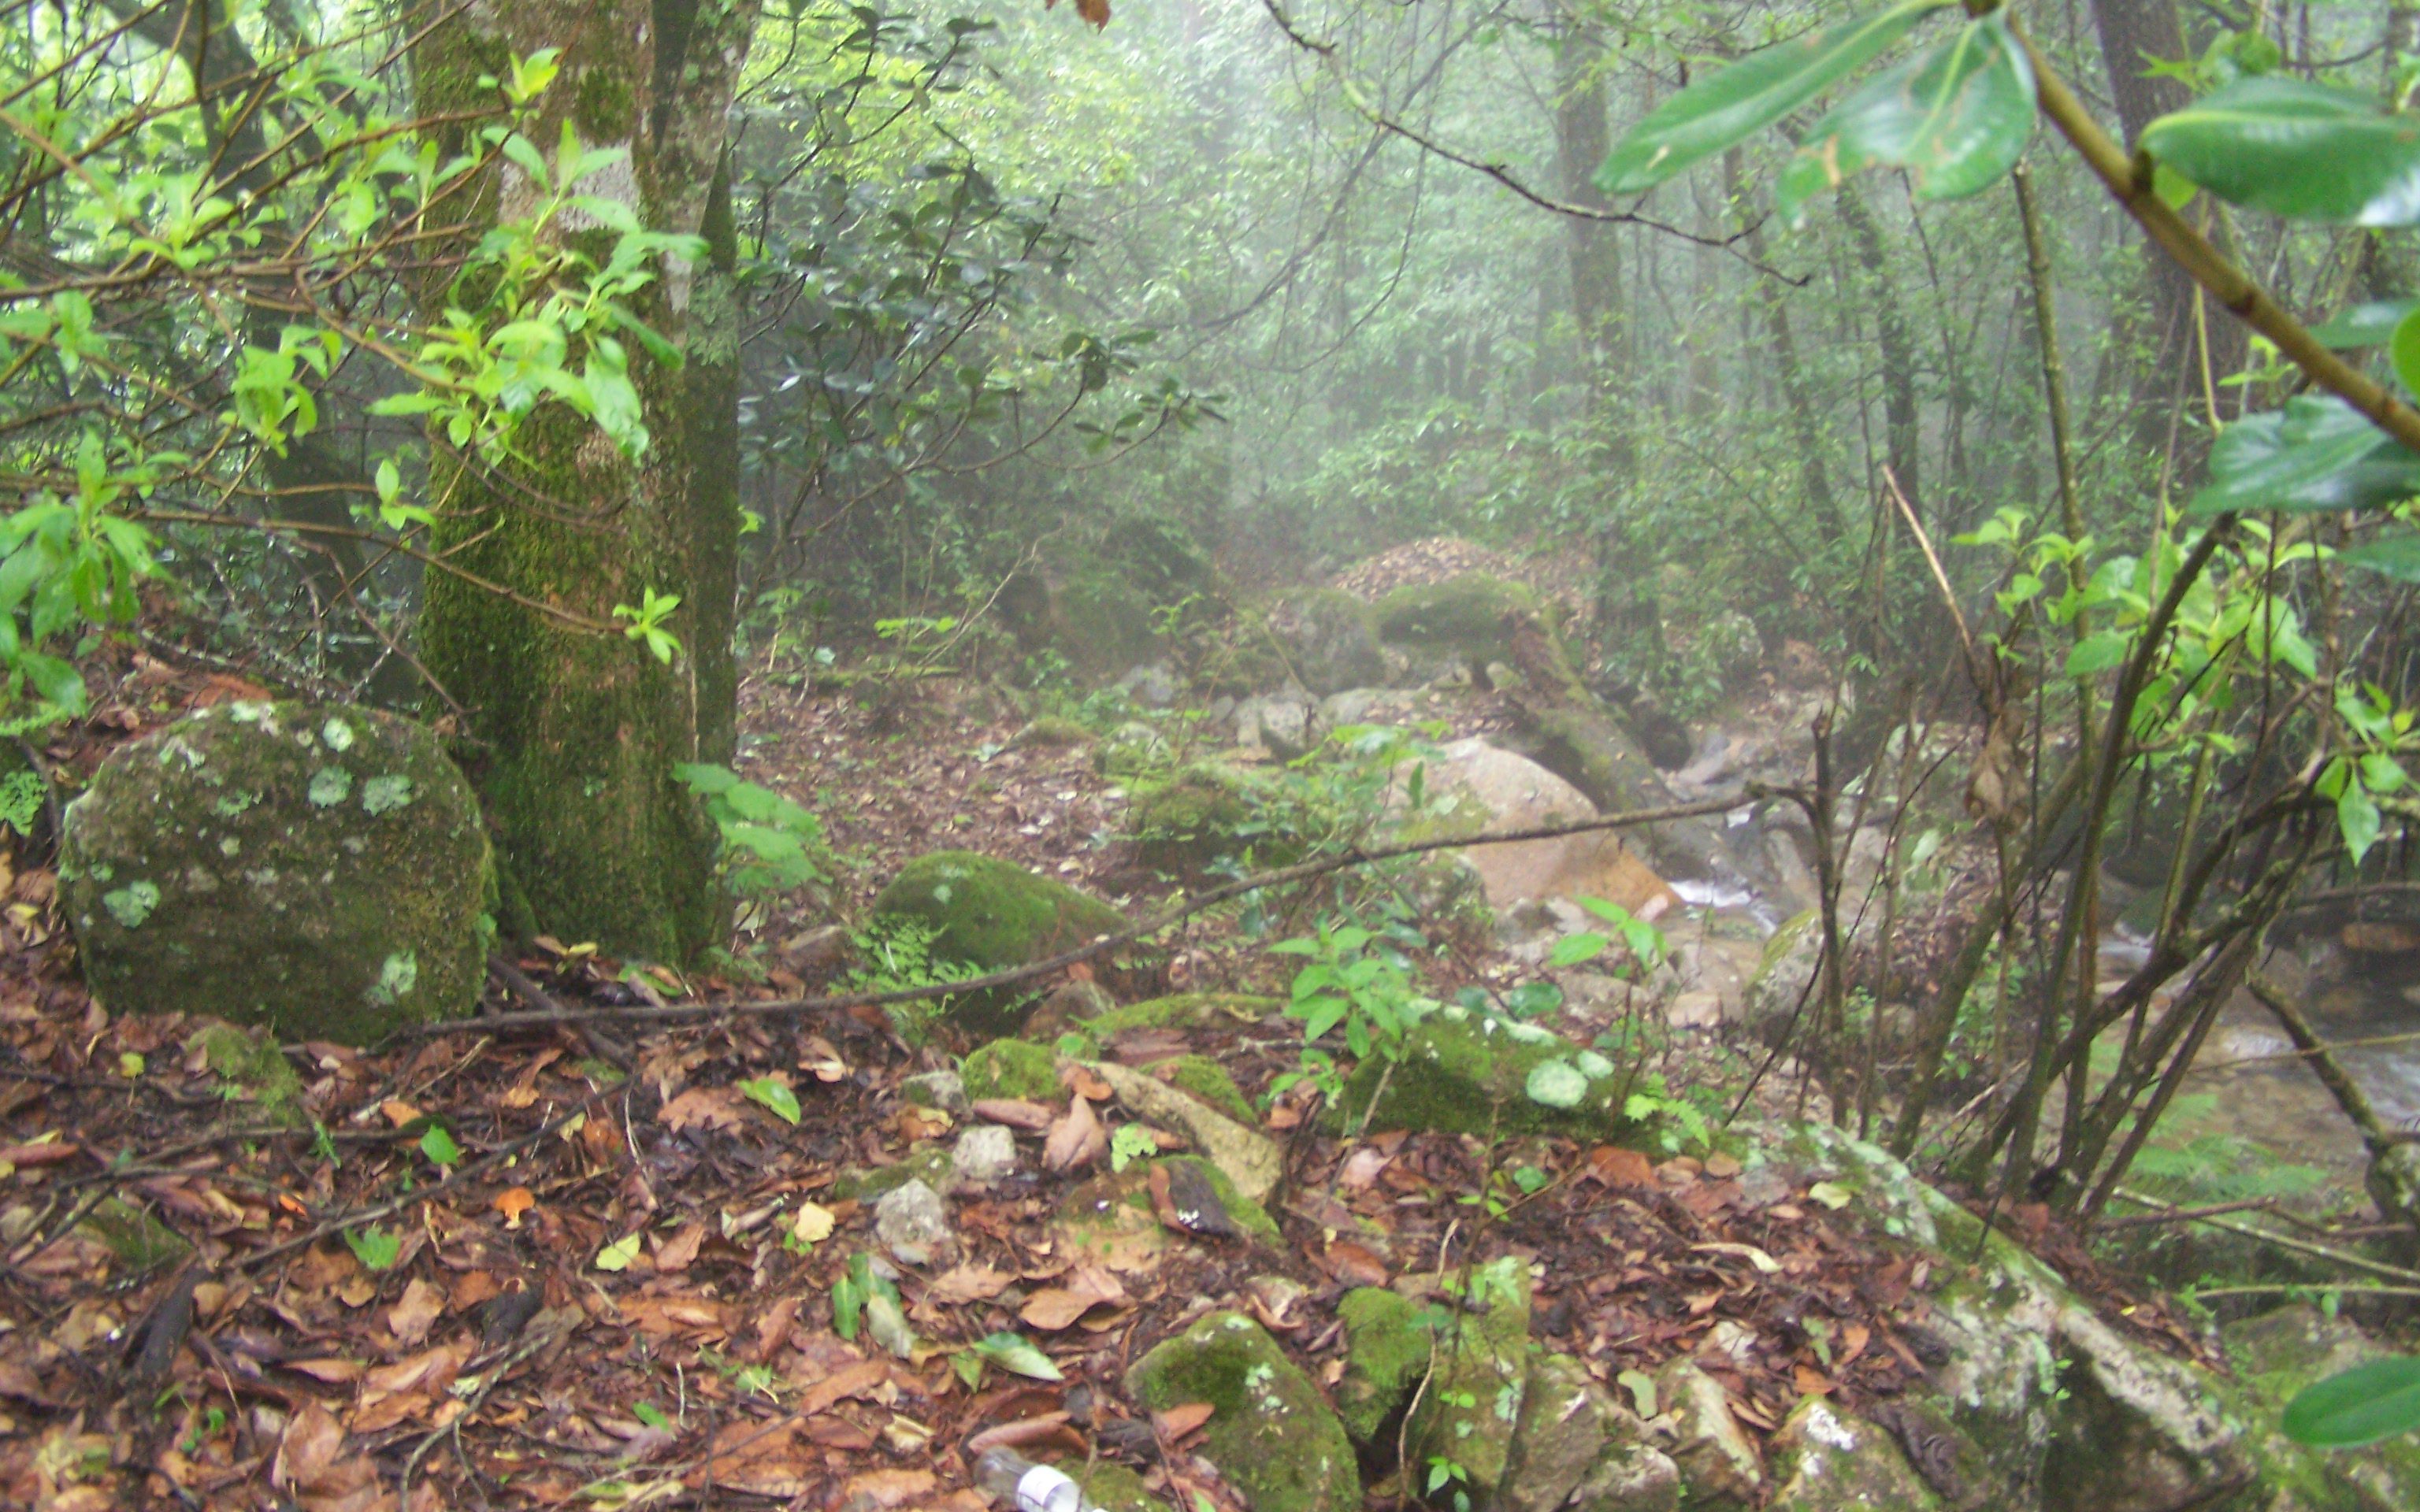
[974,1447,1096,1512]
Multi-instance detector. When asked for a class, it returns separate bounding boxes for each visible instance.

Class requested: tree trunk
[1724,149,1843,542]
[1551,18,1620,396]
[1835,184,1921,513]
[2091,0,2247,416]
[410,0,755,959]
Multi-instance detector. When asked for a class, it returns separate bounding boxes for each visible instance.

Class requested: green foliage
[344,1226,402,1272]
[2281,1356,2420,1448]
[675,763,834,899]
[848,915,984,1043]
[0,768,45,837]
[737,1076,803,1125]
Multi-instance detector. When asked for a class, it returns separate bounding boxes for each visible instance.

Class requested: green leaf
[2311,298,2420,349]
[2338,531,2420,581]
[1596,0,1956,195]
[737,1076,801,1125]
[2063,631,2131,677]
[595,1233,642,1272]
[973,1330,1065,1380]
[2191,396,2420,516]
[419,1125,462,1166]
[344,1225,401,1271]
[1775,17,2034,228]
[1549,932,1609,968]
[2281,1354,2420,1447]
[2393,308,2420,399]
[2140,78,2420,225]
[2340,779,2384,865]
[633,1402,673,1430]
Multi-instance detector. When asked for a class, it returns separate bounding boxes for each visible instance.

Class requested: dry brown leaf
[928,1264,1016,1304]
[971,1098,1055,1131]
[841,1468,937,1509]
[654,1221,707,1273]
[1075,0,1109,28]
[1321,1241,1390,1288]
[1043,1094,1104,1173]
[286,1358,365,1384]
[1587,1145,1656,1188]
[377,1100,422,1128]
[1018,1266,1125,1331]
[387,1277,445,1345]
[1152,1402,1216,1440]
[796,1358,890,1418]
[660,1086,744,1132]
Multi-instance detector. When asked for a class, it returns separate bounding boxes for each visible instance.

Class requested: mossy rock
[59,702,492,1044]
[1262,587,1386,696]
[1150,1155,1279,1244]
[963,1038,1063,1103]
[80,1198,191,1273]
[1126,1313,1359,1512]
[1054,1158,1280,1250]
[1337,1285,1431,1444]
[831,1142,956,1202]
[1335,1010,1631,1139]
[1373,575,1555,675]
[1011,717,1096,751]
[189,1022,306,1127]
[870,851,1129,1032]
[1094,721,1175,780]
[1079,993,1282,1043]
[1764,1399,1940,1511]
[1130,765,1267,876]
[1407,1254,1535,1501]
[1049,574,1161,680]
[1072,1462,1175,1512]
[1161,1054,1256,1125]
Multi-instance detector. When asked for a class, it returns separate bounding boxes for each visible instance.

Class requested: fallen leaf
[655,1221,707,1273]
[841,1468,937,1509]
[928,1264,1015,1304]
[387,1278,446,1345]
[1793,1362,1836,1395]
[792,1202,836,1247]
[797,1358,889,1417]
[378,1100,422,1128]
[1587,1145,1656,1187]
[1703,1152,1743,1178]
[1018,1266,1126,1331]
[1152,1402,1216,1440]
[661,1086,745,1133]
[1320,1240,1390,1288]
[972,1099,1056,1131]
[1691,1242,1780,1274]
[1043,1095,1105,1173]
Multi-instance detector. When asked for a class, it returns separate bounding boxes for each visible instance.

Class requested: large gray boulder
[1262,588,1386,695]
[60,702,490,1043]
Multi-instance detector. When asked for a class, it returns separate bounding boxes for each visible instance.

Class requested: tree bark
[1551,17,1621,396]
[411,0,755,959]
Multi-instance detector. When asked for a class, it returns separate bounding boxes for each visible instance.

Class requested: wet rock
[1765,1398,1941,1511]
[1567,1440,1683,1512]
[1091,1058,1281,1204]
[1234,692,1315,758]
[872,1178,952,1265]
[1373,574,1549,679]
[2221,1304,2420,1510]
[899,1069,967,1114]
[870,852,1128,1032]
[1071,993,1282,1044]
[59,701,490,1043]
[1742,910,1823,1041]
[1126,1314,1359,1512]
[1654,1358,1761,1508]
[1502,1353,1626,1512]
[1097,721,1173,777]
[1129,764,1305,876]
[950,1125,1018,1188]
[1026,979,1118,1038]
[1414,739,1678,918]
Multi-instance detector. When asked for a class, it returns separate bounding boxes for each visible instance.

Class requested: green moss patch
[870,850,1129,1032]
[1079,994,1281,1044]
[963,1039,1063,1103]
[1338,1286,1431,1444]
[1373,575,1553,671]
[1126,1314,1360,1512]
[1336,1010,1630,1139]
[1162,1054,1256,1125]
[189,1022,306,1127]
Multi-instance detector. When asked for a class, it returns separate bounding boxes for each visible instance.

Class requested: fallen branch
[403,791,1759,1036]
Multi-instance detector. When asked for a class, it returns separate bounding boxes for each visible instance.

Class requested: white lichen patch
[362,775,414,814]
[321,717,355,751]
[103,880,160,928]
[307,767,353,807]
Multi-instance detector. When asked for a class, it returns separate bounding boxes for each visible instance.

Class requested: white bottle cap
[1015,1463,1082,1512]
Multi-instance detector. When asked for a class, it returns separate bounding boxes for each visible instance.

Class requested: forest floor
[0,638,2210,1512]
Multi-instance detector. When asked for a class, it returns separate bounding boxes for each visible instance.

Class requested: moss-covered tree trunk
[409,0,755,959]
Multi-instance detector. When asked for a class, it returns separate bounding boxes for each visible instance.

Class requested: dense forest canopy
[9,0,2420,1504]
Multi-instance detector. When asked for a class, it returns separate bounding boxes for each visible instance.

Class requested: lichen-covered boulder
[1126,1313,1358,1512]
[1764,1399,1939,1511]
[1743,910,1822,1042]
[963,1038,1063,1103]
[1262,588,1386,695]
[1655,1358,1764,1508]
[2221,1304,2420,1510]
[1336,1009,1631,1139]
[60,702,490,1043]
[870,851,1129,1031]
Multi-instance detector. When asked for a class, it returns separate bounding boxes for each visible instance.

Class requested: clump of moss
[832,1142,956,1202]
[1130,766,1261,875]
[1407,1254,1535,1499]
[1162,1054,1256,1125]
[190,1022,306,1127]
[1011,716,1096,750]
[1335,1010,1630,1139]
[963,1038,1063,1103]
[1071,1462,1174,1512]
[1082,994,1281,1041]
[1126,1314,1360,1512]
[1151,1154,1279,1243]
[1337,1286,1431,1443]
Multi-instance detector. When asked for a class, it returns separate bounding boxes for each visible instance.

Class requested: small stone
[1126,1314,1358,1512]
[1655,1359,1761,1507]
[1668,990,1724,1030]
[950,1125,1018,1188]
[900,1070,967,1114]
[872,1179,952,1266]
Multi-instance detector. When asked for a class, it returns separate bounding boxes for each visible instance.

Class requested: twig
[2107,1188,2420,1283]
[488,957,632,1072]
